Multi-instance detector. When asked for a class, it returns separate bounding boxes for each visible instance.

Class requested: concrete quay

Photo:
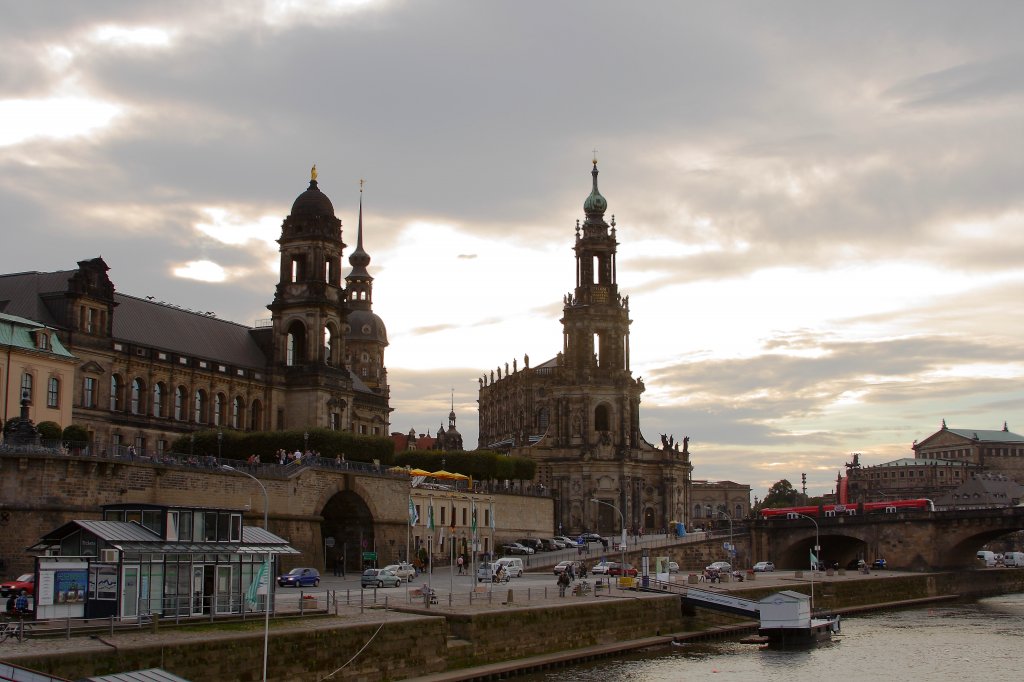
[2,568,1022,682]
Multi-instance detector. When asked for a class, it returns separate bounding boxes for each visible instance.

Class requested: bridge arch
[320,489,375,574]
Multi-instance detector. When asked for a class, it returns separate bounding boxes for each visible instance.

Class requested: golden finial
[359,178,365,193]
[592,148,598,165]
[311,164,318,181]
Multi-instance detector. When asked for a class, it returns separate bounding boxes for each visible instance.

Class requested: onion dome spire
[348,179,371,275]
[583,155,608,217]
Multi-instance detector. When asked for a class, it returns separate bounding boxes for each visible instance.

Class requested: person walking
[456,554,465,575]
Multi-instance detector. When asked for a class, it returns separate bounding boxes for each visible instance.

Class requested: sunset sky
[2,1,1021,498]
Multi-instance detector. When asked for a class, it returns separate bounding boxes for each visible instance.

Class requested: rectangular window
[178,511,193,541]
[20,372,32,401]
[47,377,60,408]
[441,507,446,526]
[205,512,218,541]
[85,308,94,333]
[158,352,168,360]
[230,514,242,542]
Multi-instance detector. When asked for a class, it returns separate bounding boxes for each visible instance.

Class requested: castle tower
[266,166,354,430]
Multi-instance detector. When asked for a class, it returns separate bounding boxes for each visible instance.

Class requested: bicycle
[0,617,33,643]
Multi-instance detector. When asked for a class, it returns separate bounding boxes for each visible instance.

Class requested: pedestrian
[558,571,570,597]
[14,590,29,614]
[457,554,464,575]
[333,554,341,577]
[567,562,575,581]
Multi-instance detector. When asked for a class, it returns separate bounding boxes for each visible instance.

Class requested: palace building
[0,170,391,453]
[477,161,697,535]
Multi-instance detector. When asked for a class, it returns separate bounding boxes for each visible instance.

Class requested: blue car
[277,567,320,587]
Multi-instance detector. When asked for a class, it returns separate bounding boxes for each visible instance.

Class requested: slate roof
[79,669,193,682]
[945,428,1024,443]
[0,312,75,358]
[31,520,298,555]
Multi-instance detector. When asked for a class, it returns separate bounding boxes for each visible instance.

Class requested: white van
[976,550,997,567]
[495,557,524,578]
[1002,551,1024,567]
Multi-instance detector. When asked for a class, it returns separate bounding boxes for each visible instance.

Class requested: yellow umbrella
[389,466,411,474]
[408,468,432,476]
[429,470,459,479]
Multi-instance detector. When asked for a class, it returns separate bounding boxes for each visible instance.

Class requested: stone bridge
[751,507,1024,570]
[0,451,518,576]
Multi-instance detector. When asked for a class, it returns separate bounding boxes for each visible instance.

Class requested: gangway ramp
[681,587,760,618]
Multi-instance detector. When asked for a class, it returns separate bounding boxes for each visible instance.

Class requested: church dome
[345,309,388,345]
[290,179,336,217]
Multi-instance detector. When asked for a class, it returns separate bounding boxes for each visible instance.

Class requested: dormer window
[36,331,50,350]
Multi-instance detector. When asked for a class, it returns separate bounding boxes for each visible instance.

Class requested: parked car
[277,567,320,587]
[477,561,510,583]
[555,535,579,548]
[590,561,612,575]
[606,563,638,577]
[553,560,580,575]
[581,532,607,547]
[382,563,416,580]
[872,558,887,569]
[0,574,35,598]
[544,538,566,550]
[494,557,525,578]
[752,561,775,572]
[846,559,866,571]
[501,542,534,555]
[517,538,545,552]
[361,568,401,588]
[667,561,680,574]
[706,561,732,573]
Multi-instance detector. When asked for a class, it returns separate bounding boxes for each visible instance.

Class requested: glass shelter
[28,503,298,621]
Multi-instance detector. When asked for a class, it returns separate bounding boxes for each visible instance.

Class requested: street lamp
[217,429,223,460]
[222,465,270,682]
[591,498,626,586]
[303,431,309,454]
[791,512,820,611]
[717,510,735,568]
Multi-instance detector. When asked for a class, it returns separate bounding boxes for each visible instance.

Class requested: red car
[1,573,35,597]
[605,562,638,577]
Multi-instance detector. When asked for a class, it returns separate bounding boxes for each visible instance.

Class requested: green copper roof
[0,311,75,358]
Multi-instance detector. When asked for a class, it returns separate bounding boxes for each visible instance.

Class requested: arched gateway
[321,490,375,574]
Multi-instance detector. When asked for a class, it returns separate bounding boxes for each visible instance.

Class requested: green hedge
[169,428,395,464]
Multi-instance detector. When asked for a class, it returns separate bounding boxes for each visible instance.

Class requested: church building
[0,169,391,453]
[477,161,694,535]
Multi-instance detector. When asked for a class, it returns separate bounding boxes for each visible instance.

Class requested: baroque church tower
[477,160,692,535]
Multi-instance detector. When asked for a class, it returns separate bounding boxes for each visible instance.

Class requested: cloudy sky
[2,1,1022,498]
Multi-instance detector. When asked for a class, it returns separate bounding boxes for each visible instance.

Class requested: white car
[752,561,775,572]
[706,561,731,572]
[667,561,680,574]
[382,562,416,580]
[591,561,611,575]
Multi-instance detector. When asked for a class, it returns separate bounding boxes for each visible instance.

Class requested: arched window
[130,378,144,415]
[213,393,225,426]
[174,386,186,421]
[152,383,165,418]
[324,326,334,365]
[231,396,243,429]
[536,407,550,431]
[109,375,122,411]
[47,377,60,408]
[286,320,306,366]
[735,504,743,520]
[594,404,610,432]
[693,504,702,519]
[194,389,208,424]
[250,399,263,431]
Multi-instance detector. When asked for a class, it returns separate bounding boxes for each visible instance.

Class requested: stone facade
[477,162,695,535]
[0,170,391,453]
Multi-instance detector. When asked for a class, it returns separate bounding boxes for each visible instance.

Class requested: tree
[36,421,63,441]
[761,479,800,508]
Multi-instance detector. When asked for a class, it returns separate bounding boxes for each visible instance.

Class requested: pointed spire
[583,157,608,217]
[1003,421,1009,432]
[941,418,947,429]
[348,179,371,273]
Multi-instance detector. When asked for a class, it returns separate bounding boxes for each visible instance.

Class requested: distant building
[691,480,753,524]
[477,161,701,534]
[0,170,391,453]
[392,427,437,452]
[840,421,1022,502]
[933,472,1024,510]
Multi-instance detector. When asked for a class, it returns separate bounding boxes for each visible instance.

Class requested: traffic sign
[362,551,377,561]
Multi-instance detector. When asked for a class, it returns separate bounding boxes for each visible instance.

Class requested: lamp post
[717,510,735,568]
[222,465,270,682]
[591,498,626,586]
[303,431,309,454]
[792,512,819,611]
[217,429,223,460]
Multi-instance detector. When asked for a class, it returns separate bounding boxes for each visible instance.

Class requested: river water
[520,593,1024,681]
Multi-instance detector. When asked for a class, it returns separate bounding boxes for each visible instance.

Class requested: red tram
[760,498,933,519]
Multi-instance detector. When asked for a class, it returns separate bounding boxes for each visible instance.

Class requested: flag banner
[810,550,819,569]
[428,502,435,531]
[450,504,456,530]
[471,501,478,534]
[245,557,270,608]
[490,501,495,531]
[409,497,419,526]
